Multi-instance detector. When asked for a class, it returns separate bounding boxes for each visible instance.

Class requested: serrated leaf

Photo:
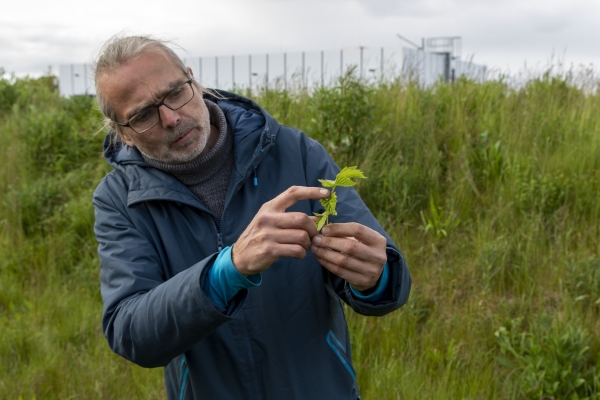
[337,166,367,181]
[318,179,336,188]
[333,176,357,187]
[316,213,328,230]
[316,166,366,226]
[320,192,338,216]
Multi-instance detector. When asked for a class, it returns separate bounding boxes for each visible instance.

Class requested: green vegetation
[1,68,600,399]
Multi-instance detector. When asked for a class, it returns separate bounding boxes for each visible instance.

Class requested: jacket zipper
[212,219,223,251]
[220,128,272,228]
[213,128,273,400]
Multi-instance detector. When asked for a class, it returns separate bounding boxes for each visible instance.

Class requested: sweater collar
[141,99,232,186]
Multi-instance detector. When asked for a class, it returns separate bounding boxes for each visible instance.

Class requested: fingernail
[322,227,330,235]
[310,245,319,252]
[319,189,329,195]
[313,236,322,245]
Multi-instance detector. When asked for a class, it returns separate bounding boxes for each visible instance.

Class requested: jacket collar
[103,90,279,209]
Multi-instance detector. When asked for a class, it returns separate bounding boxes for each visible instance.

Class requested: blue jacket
[93,91,411,400]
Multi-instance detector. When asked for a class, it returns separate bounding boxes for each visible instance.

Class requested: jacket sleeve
[93,178,246,368]
[303,136,411,317]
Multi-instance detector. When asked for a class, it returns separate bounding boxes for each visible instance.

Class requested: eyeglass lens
[130,82,194,133]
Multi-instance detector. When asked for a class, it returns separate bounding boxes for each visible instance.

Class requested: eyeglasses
[114,77,195,134]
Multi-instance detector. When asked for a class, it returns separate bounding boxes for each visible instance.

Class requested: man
[92,35,411,400]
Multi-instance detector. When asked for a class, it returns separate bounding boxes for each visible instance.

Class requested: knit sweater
[142,100,233,218]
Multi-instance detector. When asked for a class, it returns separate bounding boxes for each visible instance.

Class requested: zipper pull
[253,165,258,186]
[217,232,223,251]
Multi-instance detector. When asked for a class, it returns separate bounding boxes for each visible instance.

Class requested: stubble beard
[139,114,211,164]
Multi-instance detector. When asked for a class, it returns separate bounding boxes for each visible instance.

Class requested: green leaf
[316,213,328,230]
[333,176,357,187]
[574,378,585,388]
[316,166,366,229]
[494,356,517,369]
[318,179,336,188]
[337,166,367,181]
[320,192,338,216]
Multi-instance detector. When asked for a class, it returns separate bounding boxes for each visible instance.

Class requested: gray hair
[92,34,209,141]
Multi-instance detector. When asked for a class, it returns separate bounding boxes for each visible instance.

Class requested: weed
[495,317,599,399]
[419,194,460,240]
[565,257,600,311]
[469,131,506,191]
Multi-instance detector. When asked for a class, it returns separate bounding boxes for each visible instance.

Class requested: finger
[272,228,312,250]
[258,243,309,264]
[313,251,381,291]
[312,234,386,267]
[311,241,372,274]
[274,212,319,238]
[269,186,330,212]
[272,243,308,260]
[321,222,386,247]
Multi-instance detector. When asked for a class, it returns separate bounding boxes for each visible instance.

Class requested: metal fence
[58,46,487,97]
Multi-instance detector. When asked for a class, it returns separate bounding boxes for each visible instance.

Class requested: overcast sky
[2,0,599,78]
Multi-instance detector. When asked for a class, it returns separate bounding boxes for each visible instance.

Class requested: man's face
[98,52,214,164]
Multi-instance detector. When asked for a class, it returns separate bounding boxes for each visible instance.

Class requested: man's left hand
[310,222,388,292]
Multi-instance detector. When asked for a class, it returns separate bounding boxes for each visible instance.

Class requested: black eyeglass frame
[113,77,195,134]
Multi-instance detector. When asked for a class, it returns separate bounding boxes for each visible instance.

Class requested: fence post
[284,53,287,91]
[380,47,384,80]
[321,51,324,87]
[215,57,219,89]
[302,52,305,89]
[83,64,88,95]
[70,64,74,96]
[360,47,364,80]
[199,57,203,84]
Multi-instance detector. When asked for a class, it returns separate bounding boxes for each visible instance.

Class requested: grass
[1,67,599,399]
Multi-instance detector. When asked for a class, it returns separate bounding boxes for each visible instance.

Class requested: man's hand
[310,223,388,292]
[232,186,330,276]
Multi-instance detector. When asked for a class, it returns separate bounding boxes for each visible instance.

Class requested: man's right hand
[232,186,330,276]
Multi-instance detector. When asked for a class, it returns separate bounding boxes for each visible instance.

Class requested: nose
[158,105,180,128]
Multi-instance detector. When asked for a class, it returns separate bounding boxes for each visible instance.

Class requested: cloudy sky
[2,0,599,78]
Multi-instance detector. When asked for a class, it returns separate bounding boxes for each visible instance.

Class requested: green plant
[565,257,600,310]
[469,131,506,191]
[308,67,376,163]
[514,169,569,217]
[495,317,600,399]
[314,166,366,230]
[419,195,460,240]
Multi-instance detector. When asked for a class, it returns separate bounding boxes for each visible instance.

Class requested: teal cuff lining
[350,263,389,302]
[207,246,261,308]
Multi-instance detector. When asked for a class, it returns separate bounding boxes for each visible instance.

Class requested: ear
[111,123,136,147]
[187,66,194,77]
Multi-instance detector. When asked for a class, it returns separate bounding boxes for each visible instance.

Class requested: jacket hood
[100,90,280,211]
[102,90,279,175]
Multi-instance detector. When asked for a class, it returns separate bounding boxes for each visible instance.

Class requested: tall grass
[1,68,599,399]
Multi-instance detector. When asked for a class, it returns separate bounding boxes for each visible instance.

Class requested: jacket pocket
[326,330,356,381]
